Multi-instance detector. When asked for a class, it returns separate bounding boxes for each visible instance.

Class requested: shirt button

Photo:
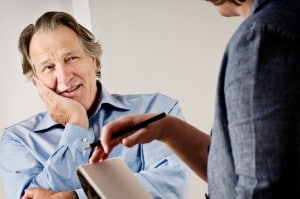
[82,137,88,142]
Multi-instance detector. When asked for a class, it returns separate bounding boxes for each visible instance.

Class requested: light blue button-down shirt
[0,83,188,199]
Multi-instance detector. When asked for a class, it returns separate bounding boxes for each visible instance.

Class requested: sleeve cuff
[59,123,94,149]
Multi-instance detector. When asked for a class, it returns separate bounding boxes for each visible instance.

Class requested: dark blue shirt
[208,0,300,198]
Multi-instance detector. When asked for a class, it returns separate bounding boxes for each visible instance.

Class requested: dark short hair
[206,0,246,6]
[18,11,102,80]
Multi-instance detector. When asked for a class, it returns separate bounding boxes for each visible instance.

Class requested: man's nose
[56,64,73,84]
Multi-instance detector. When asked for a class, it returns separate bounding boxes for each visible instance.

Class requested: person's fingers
[121,128,149,147]
[22,188,35,199]
[89,150,107,163]
[99,152,108,162]
[100,116,137,153]
[89,146,104,163]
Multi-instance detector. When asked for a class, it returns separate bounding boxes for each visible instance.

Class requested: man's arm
[21,187,77,199]
[0,124,92,199]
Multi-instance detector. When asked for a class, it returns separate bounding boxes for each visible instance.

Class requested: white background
[0,0,242,198]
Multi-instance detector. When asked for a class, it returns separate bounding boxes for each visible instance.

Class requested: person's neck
[87,82,101,118]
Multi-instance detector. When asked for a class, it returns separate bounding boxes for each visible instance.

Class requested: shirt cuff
[59,123,94,149]
[74,188,88,199]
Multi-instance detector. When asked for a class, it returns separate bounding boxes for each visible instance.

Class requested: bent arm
[159,115,210,181]
[0,124,92,199]
[95,111,210,181]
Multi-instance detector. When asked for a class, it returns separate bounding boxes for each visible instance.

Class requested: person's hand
[89,113,165,163]
[34,77,89,129]
[21,187,76,199]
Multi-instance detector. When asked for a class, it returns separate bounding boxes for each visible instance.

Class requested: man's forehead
[29,27,84,61]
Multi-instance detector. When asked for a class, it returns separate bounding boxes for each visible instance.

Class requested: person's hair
[206,0,246,6]
[18,11,102,81]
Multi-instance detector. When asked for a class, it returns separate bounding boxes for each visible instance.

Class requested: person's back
[207,0,300,198]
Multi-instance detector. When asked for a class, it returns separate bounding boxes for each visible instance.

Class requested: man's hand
[35,77,89,129]
[21,187,77,199]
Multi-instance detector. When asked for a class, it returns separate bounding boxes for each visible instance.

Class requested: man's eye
[66,56,79,63]
[43,65,55,73]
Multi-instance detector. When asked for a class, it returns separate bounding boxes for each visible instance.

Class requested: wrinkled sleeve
[225,24,300,198]
[0,124,92,199]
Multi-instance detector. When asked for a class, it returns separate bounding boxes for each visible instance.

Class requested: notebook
[76,157,152,199]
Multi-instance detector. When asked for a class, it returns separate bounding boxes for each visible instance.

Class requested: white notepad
[77,157,152,199]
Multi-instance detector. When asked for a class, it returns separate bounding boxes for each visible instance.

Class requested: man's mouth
[58,84,81,96]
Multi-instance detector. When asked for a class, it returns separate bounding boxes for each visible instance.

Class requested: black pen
[85,112,167,149]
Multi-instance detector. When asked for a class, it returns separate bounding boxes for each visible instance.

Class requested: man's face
[29,25,98,110]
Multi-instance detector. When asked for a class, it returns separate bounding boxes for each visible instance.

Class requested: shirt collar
[249,0,269,16]
[94,83,129,114]
[34,81,128,132]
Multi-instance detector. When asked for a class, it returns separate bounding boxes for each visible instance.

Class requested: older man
[0,11,188,199]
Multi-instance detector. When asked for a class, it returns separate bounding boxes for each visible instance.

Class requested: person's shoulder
[111,92,179,112]
[112,92,178,102]
[244,2,300,34]
[4,111,47,132]
[1,112,47,145]
[230,4,300,49]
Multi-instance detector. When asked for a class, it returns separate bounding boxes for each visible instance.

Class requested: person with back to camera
[90,0,300,198]
[0,11,189,199]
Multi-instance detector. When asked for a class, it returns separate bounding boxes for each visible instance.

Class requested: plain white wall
[0,0,242,198]
[89,0,241,197]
